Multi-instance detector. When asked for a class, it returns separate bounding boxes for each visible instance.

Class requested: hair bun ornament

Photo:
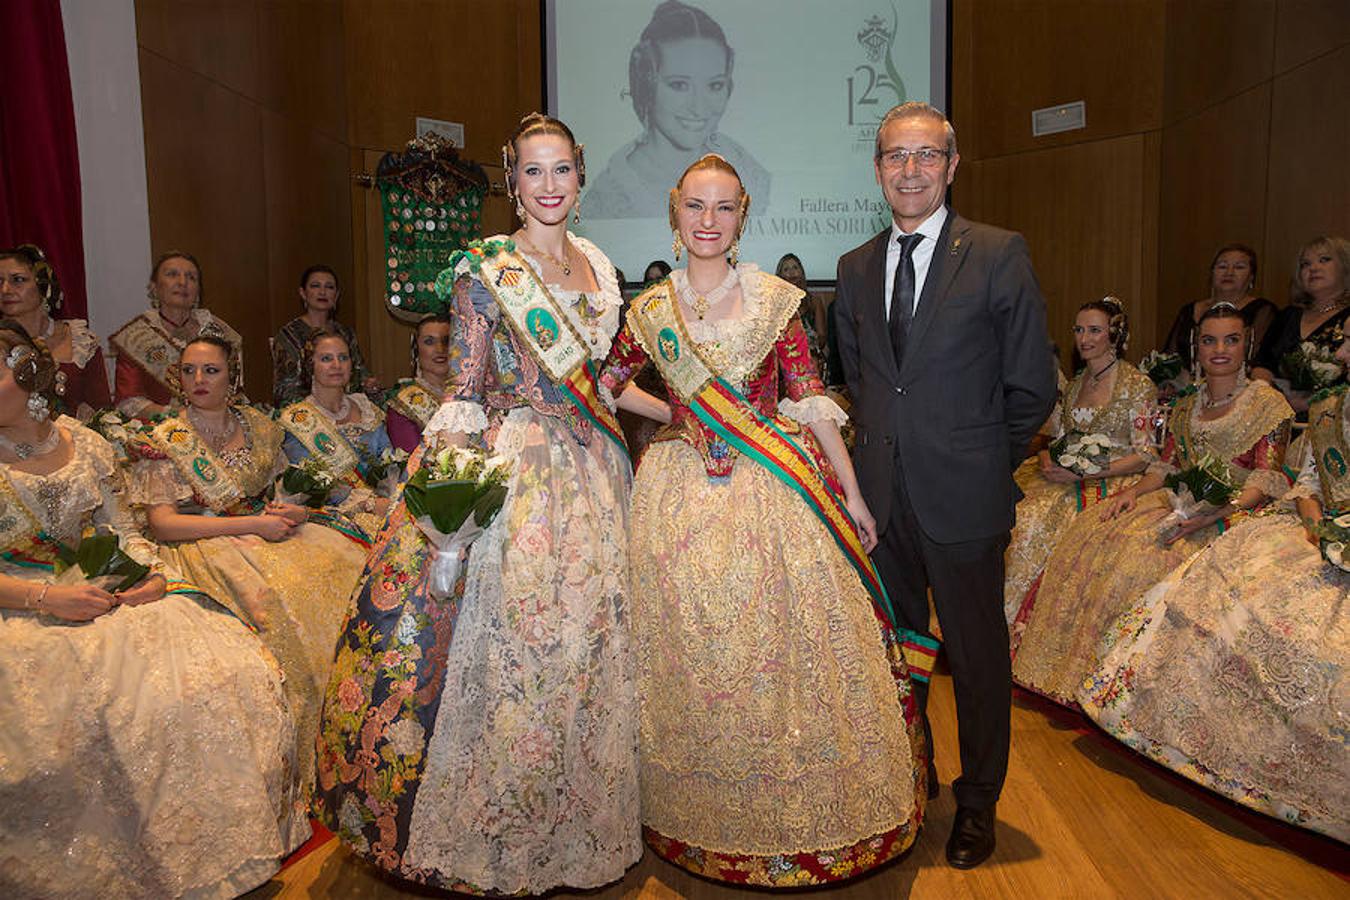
[1099,294,1124,312]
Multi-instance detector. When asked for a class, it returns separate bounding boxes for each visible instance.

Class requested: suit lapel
[861,229,899,381]
[902,213,971,378]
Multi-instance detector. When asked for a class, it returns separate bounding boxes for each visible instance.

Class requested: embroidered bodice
[131,406,287,511]
[1294,386,1350,510]
[0,418,162,568]
[1055,361,1157,459]
[428,234,622,449]
[600,267,844,478]
[1151,380,1293,500]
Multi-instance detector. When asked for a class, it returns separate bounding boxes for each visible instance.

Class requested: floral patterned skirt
[1080,513,1349,842]
[0,593,308,898]
[629,440,924,887]
[1011,491,1219,705]
[313,410,639,895]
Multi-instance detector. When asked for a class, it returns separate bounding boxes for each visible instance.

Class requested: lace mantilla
[426,400,489,436]
[778,394,847,426]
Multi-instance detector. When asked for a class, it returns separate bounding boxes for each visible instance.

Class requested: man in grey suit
[834,102,1056,869]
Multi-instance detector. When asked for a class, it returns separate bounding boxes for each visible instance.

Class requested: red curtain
[0,0,87,318]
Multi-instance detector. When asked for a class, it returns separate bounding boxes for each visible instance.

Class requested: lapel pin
[950,237,962,255]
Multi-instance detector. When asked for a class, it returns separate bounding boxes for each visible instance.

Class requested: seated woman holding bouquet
[0,244,112,419]
[1004,297,1156,626]
[110,251,244,419]
[131,335,370,793]
[0,322,306,897]
[278,329,397,536]
[1251,235,1350,416]
[384,313,451,453]
[1081,333,1349,842]
[1012,303,1294,705]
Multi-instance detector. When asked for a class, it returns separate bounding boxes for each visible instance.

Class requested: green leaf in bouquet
[55,533,151,593]
[471,483,508,527]
[1163,456,1235,507]
[281,464,332,508]
[403,469,480,534]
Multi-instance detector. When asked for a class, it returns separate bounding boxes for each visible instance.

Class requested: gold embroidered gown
[1005,361,1156,625]
[0,420,306,898]
[1080,386,1349,841]
[129,406,369,797]
[1012,380,1292,705]
[598,267,923,887]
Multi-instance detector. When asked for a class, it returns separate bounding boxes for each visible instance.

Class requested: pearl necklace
[675,266,739,320]
[310,392,352,423]
[187,406,240,450]
[0,423,61,460]
[1201,373,1248,409]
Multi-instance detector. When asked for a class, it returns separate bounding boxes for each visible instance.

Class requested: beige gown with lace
[0,420,307,898]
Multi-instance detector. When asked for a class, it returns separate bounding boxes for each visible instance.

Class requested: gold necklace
[518,235,572,276]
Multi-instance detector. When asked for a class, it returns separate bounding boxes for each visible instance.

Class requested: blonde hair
[667,153,750,236]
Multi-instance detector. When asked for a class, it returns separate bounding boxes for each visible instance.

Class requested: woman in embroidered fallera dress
[1012,304,1294,705]
[313,114,661,895]
[597,154,924,886]
[130,335,369,799]
[109,251,244,419]
[278,330,395,537]
[1080,334,1350,842]
[1004,297,1156,628]
[384,313,451,453]
[0,245,112,420]
[272,264,379,407]
[0,323,306,898]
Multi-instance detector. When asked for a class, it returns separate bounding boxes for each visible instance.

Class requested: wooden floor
[256,672,1348,899]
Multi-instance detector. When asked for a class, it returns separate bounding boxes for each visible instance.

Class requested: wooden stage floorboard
[255,672,1347,899]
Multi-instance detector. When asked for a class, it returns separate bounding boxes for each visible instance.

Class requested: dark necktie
[889,233,923,367]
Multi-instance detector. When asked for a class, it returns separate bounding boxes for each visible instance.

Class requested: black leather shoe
[945,805,996,869]
[927,763,940,799]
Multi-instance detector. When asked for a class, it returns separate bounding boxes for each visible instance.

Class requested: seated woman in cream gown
[1005,297,1156,628]
[1080,334,1350,843]
[598,154,924,887]
[1012,303,1293,705]
[130,335,370,796]
[0,322,306,898]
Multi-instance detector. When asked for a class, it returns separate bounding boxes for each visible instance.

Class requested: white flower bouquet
[402,441,513,598]
[1050,430,1113,477]
[1281,341,1344,392]
[1157,453,1235,541]
[1315,513,1350,573]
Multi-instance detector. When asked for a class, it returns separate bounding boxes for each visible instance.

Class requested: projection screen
[546,0,948,283]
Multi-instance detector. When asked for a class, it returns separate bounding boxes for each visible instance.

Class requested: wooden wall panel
[343,0,542,158]
[260,110,355,378]
[135,0,261,101]
[256,0,349,142]
[1162,0,1275,124]
[1273,0,1350,73]
[955,134,1157,369]
[957,0,1164,160]
[138,48,271,396]
[1156,84,1272,344]
[1264,43,1350,303]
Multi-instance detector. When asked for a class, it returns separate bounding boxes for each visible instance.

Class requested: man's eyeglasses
[877,147,950,170]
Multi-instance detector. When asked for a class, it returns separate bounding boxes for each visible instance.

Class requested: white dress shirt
[883,205,949,318]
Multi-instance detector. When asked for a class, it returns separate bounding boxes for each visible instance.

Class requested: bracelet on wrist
[25,583,50,610]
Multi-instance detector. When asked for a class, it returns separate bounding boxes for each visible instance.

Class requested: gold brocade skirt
[1005,462,1143,624]
[161,523,368,793]
[1011,490,1218,704]
[629,440,918,859]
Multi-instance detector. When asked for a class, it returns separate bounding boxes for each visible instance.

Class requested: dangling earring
[729,241,740,267]
[572,202,581,226]
[514,199,526,221]
[672,232,683,262]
